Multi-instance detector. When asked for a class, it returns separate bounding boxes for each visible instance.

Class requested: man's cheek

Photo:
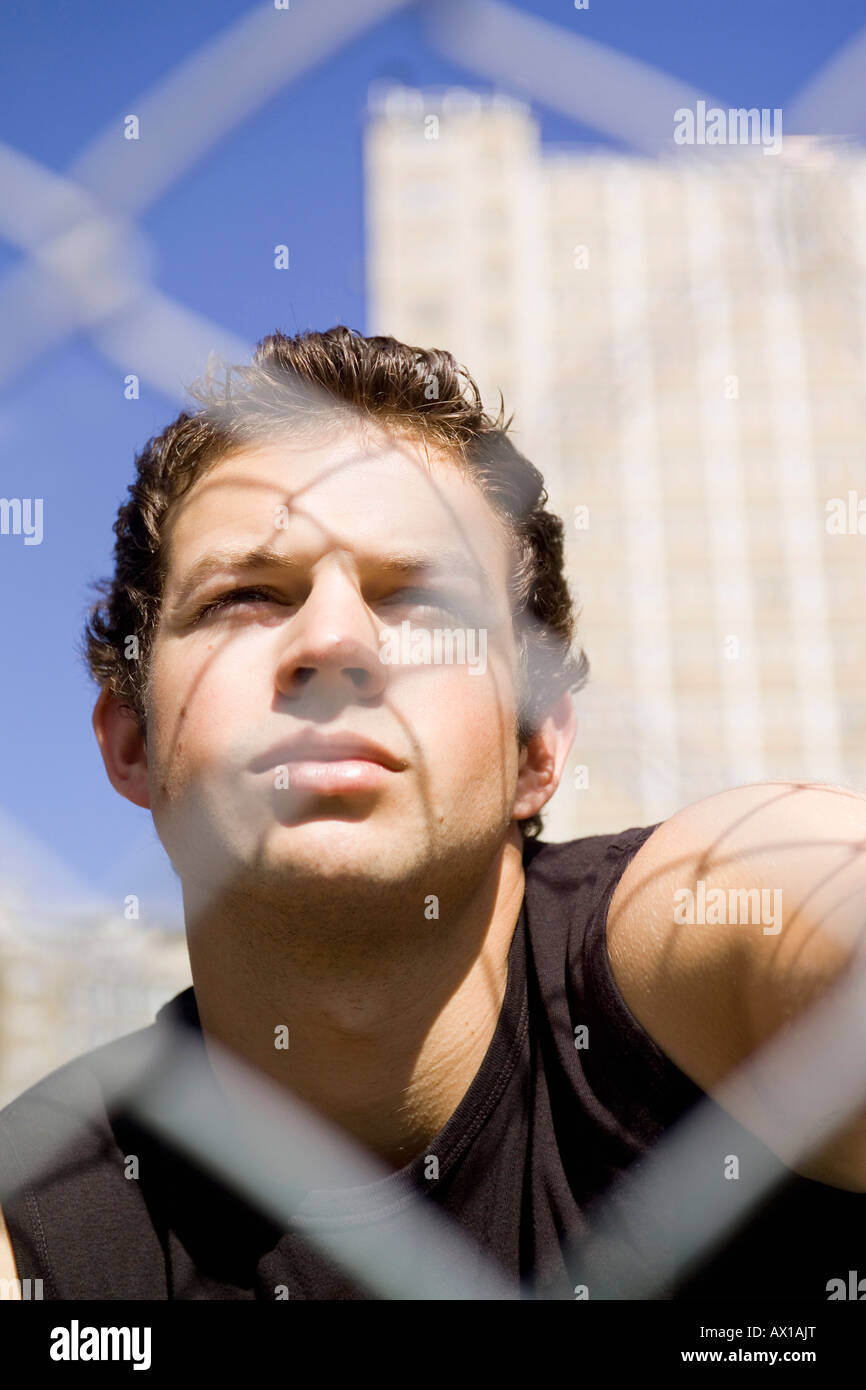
[442,701,516,779]
[453,673,516,741]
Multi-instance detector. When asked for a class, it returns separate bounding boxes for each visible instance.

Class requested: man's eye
[192,587,280,621]
[381,589,465,620]
[189,585,471,626]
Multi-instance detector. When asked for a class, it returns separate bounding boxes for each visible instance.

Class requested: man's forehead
[163,431,512,586]
[174,430,472,504]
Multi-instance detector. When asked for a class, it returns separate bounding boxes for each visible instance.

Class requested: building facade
[0,908,191,1106]
[365,85,866,838]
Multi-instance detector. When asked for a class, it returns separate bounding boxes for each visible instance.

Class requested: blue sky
[1,0,864,924]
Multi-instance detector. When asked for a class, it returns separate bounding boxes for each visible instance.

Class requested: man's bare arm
[607,781,866,1192]
[0,1201,22,1299]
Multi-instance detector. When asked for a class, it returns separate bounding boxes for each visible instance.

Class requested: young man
[0,326,863,1301]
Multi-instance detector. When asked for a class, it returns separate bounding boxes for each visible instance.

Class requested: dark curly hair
[81,326,589,837]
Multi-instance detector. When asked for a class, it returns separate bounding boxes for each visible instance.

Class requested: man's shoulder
[0,989,195,1177]
[0,991,197,1299]
[528,821,661,857]
[522,821,662,887]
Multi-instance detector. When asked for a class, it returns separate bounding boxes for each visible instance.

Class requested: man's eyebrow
[377,549,496,598]
[167,547,300,608]
[168,545,495,608]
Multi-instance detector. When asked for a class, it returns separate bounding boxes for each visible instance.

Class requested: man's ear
[512,689,577,823]
[92,686,151,810]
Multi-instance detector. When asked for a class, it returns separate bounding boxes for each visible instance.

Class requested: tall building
[365,85,866,838]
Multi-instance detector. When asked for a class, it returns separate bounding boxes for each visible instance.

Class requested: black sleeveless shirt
[0,825,861,1299]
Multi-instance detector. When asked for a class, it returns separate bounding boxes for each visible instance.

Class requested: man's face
[144,424,525,903]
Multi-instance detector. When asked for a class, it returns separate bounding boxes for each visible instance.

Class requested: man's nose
[273,569,388,702]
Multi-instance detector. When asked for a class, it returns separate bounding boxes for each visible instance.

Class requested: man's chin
[258,814,409,876]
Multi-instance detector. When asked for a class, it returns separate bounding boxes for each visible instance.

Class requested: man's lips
[271,759,395,794]
[248,733,408,776]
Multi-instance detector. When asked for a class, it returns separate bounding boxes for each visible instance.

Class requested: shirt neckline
[161,893,529,1229]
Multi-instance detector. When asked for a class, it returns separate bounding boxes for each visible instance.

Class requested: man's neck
[183,830,527,1173]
